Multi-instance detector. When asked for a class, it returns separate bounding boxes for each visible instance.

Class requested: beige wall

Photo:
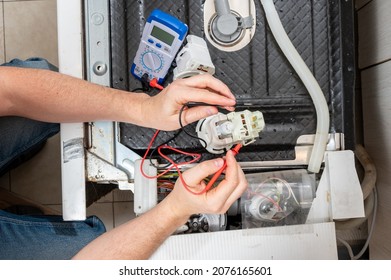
[358,0,391,259]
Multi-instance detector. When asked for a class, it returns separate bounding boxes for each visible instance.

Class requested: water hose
[261,0,330,173]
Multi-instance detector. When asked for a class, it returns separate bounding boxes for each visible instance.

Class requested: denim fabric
[0,117,60,176]
[0,58,106,259]
[2,57,58,71]
[0,210,106,260]
[0,57,60,176]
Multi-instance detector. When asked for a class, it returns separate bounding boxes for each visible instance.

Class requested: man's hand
[162,151,248,220]
[73,151,247,260]
[140,74,236,131]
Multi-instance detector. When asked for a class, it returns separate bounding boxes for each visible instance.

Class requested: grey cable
[337,186,378,260]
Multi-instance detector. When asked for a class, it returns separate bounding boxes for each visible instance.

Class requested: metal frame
[58,0,86,221]
[84,0,140,193]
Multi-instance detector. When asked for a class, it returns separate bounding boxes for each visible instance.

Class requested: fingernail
[214,158,224,167]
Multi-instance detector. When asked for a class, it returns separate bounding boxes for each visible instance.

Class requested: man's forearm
[72,196,189,260]
[0,67,149,124]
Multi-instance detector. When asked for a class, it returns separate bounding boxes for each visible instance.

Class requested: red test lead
[204,144,242,193]
[149,78,164,90]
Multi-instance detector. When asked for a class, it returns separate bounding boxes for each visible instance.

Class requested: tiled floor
[0,0,132,230]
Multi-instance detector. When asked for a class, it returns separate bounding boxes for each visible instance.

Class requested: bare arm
[0,67,236,130]
[72,151,247,259]
[0,65,243,259]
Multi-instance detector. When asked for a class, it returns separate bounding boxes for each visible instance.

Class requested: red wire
[139,82,242,195]
[140,129,207,195]
[203,144,242,193]
[157,145,208,195]
[140,129,163,179]
[140,130,242,195]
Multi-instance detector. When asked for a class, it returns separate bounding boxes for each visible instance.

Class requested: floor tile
[44,204,62,214]
[10,134,62,205]
[113,201,137,228]
[4,0,58,66]
[86,182,114,203]
[0,173,10,191]
[87,202,114,231]
[113,188,134,202]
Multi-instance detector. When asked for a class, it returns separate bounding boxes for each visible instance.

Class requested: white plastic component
[204,0,257,52]
[210,0,254,45]
[173,35,215,80]
[196,110,265,154]
[204,214,227,232]
[134,159,158,216]
[306,151,365,224]
[261,0,330,173]
[327,151,365,220]
[151,222,338,259]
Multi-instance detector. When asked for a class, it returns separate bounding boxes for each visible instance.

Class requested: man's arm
[72,151,247,259]
[0,67,236,130]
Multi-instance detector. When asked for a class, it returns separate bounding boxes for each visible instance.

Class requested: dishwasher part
[184,214,227,233]
[208,0,254,46]
[173,35,215,80]
[196,110,265,154]
[261,0,329,173]
[204,0,256,52]
[241,169,316,228]
[112,0,355,166]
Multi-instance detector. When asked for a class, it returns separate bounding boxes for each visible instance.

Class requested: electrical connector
[141,73,151,92]
[196,110,265,154]
[149,78,164,90]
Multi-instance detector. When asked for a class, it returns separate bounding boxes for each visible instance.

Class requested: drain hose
[261,0,330,173]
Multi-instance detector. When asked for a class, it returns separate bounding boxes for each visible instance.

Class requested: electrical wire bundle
[138,80,241,195]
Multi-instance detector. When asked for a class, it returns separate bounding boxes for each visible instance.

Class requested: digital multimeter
[131,9,188,85]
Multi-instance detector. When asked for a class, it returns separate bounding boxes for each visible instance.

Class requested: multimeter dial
[140,50,164,73]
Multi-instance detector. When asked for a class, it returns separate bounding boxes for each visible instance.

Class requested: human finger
[178,88,236,108]
[178,74,235,100]
[221,164,248,212]
[180,106,218,126]
[207,151,240,202]
[182,158,225,187]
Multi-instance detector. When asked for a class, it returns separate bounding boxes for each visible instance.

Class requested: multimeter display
[131,9,188,84]
[150,26,175,46]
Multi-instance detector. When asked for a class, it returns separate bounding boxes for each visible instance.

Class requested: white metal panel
[57,0,86,221]
[151,222,338,260]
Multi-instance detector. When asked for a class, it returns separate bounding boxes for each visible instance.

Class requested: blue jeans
[0,210,105,260]
[0,58,106,259]
[0,58,60,176]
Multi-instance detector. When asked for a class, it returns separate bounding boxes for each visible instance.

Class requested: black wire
[148,129,183,168]
[130,88,145,93]
[149,102,212,169]
[179,102,208,149]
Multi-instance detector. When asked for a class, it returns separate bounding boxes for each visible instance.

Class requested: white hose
[261,0,330,173]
